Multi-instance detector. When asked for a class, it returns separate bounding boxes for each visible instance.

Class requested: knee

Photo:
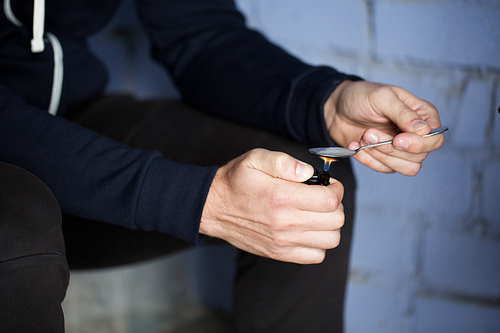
[0,163,64,260]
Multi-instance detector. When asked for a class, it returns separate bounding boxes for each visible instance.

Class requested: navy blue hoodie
[0,0,356,245]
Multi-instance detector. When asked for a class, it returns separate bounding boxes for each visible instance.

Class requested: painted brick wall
[62,0,500,332]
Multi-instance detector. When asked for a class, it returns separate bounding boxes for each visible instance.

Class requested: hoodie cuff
[287,67,363,146]
[135,156,218,246]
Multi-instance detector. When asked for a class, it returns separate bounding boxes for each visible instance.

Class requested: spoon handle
[356,126,449,152]
[356,139,393,152]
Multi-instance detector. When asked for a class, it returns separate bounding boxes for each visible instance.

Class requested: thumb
[377,86,432,136]
[246,149,314,183]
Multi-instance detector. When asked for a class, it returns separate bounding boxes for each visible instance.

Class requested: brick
[345,283,410,333]
[349,212,416,287]
[415,297,500,333]
[422,227,500,298]
[375,2,500,68]
[483,162,500,231]
[256,0,369,53]
[454,78,493,148]
[353,150,472,218]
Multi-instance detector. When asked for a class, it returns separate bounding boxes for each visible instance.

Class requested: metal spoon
[309,126,448,159]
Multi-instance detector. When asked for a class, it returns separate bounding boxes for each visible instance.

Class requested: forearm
[137,0,359,145]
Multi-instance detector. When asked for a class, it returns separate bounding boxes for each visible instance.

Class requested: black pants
[0,96,356,333]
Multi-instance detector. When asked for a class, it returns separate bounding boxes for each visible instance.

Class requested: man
[0,0,444,332]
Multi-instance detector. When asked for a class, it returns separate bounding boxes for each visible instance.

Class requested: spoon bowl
[309,126,448,159]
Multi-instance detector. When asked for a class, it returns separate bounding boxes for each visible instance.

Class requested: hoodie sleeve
[135,0,361,146]
[0,86,216,245]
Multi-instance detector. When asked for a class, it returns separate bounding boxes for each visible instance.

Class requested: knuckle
[265,246,287,261]
[268,211,289,232]
[334,205,345,229]
[435,135,446,149]
[377,150,391,164]
[272,232,290,247]
[248,147,264,156]
[330,232,341,248]
[405,163,422,176]
[309,251,326,264]
[416,152,428,163]
[334,180,345,195]
[410,138,427,154]
[325,194,340,211]
[364,158,380,171]
[374,85,396,99]
[325,185,343,210]
[269,189,289,208]
[243,148,258,160]
[273,153,291,176]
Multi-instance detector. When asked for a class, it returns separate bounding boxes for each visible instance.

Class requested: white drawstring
[4,0,46,52]
[3,0,63,115]
[31,0,45,53]
[3,0,22,27]
[46,32,63,115]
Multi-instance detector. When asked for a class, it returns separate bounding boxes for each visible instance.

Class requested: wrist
[200,167,225,237]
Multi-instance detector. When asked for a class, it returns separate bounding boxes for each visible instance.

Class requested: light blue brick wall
[414,297,500,333]
[62,0,500,332]
[375,2,500,68]
[423,228,500,297]
[237,1,500,332]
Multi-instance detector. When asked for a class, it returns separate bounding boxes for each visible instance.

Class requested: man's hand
[200,149,345,264]
[324,80,445,176]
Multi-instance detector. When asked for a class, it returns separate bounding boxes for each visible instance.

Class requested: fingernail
[411,120,429,132]
[364,131,379,145]
[395,137,409,150]
[296,161,311,179]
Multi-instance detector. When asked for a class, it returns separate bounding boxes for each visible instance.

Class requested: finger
[264,212,344,247]
[391,86,443,129]
[298,230,342,250]
[350,132,426,175]
[271,229,342,251]
[224,222,331,264]
[247,170,345,213]
[351,149,395,174]
[277,247,327,264]
[373,86,432,136]
[360,128,429,163]
[276,203,345,232]
[393,131,446,154]
[295,178,344,212]
[245,149,314,182]
[359,148,424,176]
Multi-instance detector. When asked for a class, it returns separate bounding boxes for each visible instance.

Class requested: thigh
[0,163,68,333]
[0,162,65,261]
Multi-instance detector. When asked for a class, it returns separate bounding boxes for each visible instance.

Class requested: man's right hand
[199,148,345,264]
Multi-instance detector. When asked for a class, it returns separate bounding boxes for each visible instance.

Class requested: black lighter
[303,169,330,186]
